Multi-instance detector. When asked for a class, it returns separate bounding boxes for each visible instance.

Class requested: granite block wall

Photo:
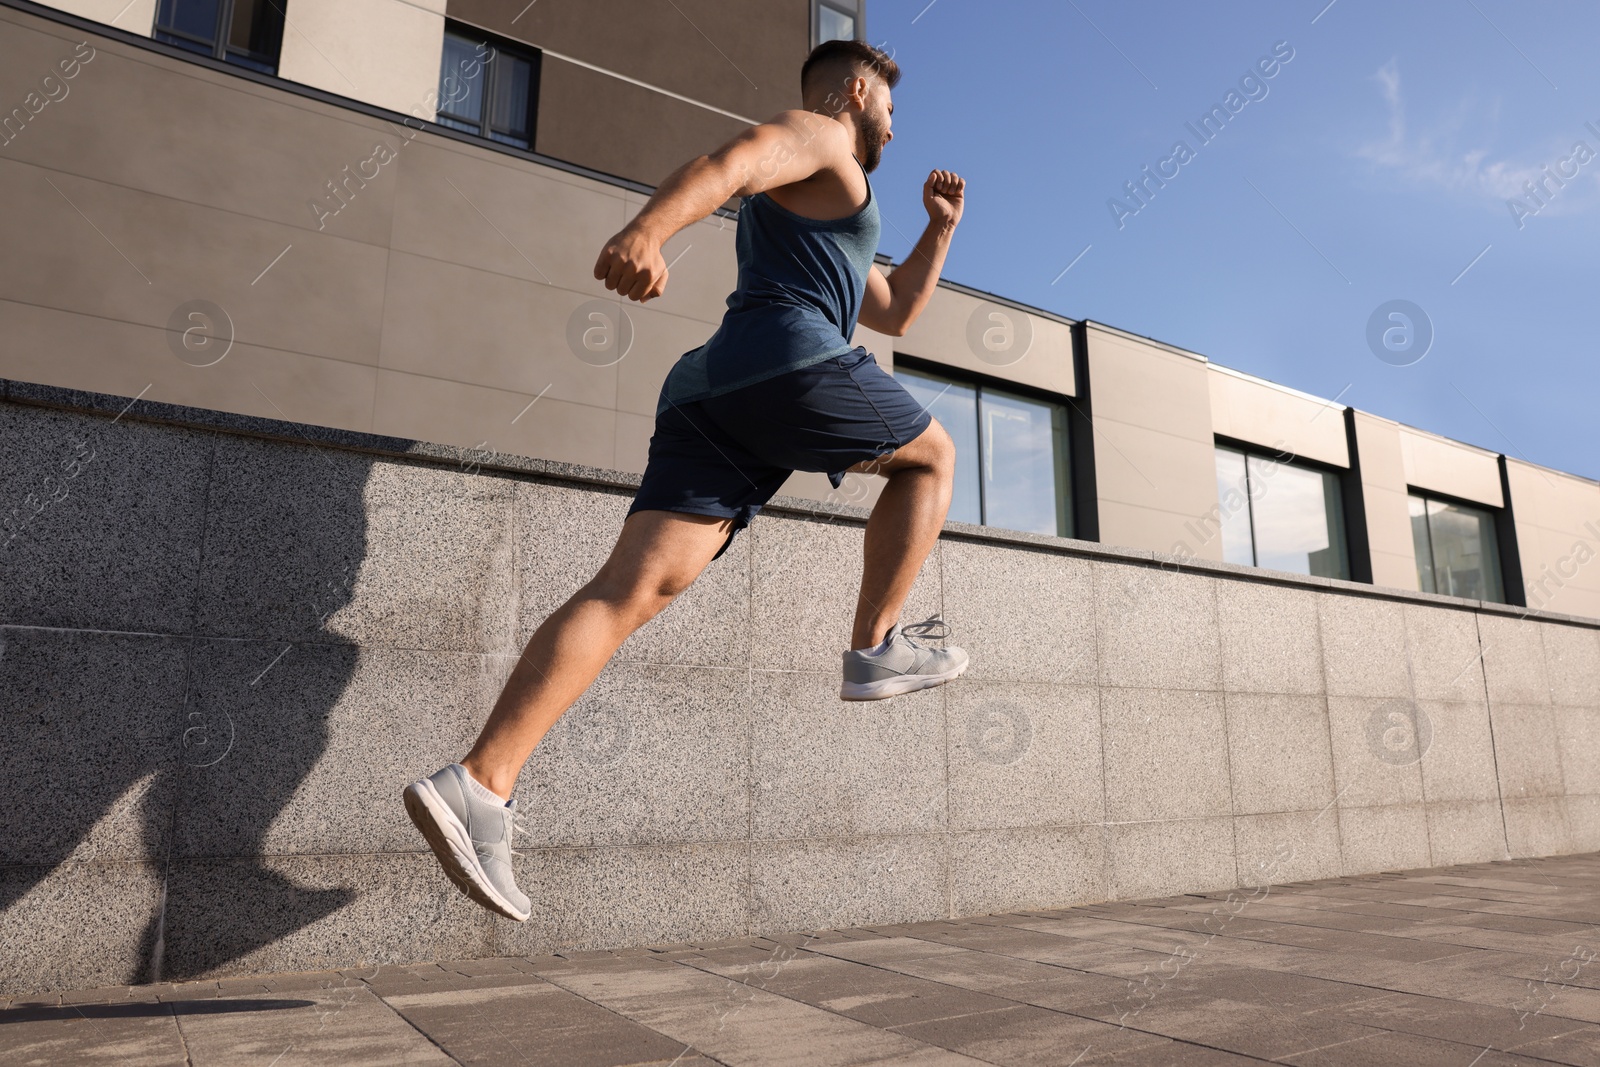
[2,381,1596,994]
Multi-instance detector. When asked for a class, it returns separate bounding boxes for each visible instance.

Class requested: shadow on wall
[0,402,378,985]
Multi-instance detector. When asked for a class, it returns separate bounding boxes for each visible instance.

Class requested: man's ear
[844,74,869,110]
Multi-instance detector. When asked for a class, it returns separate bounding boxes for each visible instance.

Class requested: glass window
[897,366,1072,537]
[1214,447,1254,566]
[437,29,538,149]
[1410,493,1505,602]
[156,0,284,74]
[897,371,979,526]
[980,387,1071,537]
[818,4,856,44]
[1214,445,1348,579]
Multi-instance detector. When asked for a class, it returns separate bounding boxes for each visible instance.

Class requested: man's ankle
[459,759,514,803]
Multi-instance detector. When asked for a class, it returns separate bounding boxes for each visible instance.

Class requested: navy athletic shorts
[627,346,934,561]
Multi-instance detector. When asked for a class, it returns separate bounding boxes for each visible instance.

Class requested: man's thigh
[595,509,736,595]
[842,418,949,477]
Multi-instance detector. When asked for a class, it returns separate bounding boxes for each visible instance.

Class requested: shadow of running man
[0,409,369,988]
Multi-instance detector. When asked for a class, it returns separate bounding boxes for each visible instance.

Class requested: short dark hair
[800,39,900,105]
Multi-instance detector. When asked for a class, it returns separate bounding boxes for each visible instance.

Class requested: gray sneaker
[403,764,531,922]
[841,617,969,701]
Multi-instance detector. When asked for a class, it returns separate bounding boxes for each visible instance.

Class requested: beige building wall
[9,5,1600,622]
[1206,365,1346,468]
[0,4,900,511]
[1398,426,1502,507]
[1507,460,1600,618]
[1350,412,1420,592]
[897,286,1075,398]
[1083,323,1220,560]
[0,6,693,475]
[30,0,154,34]
[276,0,448,119]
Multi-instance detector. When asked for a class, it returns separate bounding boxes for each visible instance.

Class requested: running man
[405,40,969,921]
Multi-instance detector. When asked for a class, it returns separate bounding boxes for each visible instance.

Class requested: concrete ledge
[7,376,1593,631]
[3,379,1598,994]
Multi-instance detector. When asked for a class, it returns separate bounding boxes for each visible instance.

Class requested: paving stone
[1279,1029,1545,1066]
[175,986,454,1065]
[539,959,953,1067]
[19,833,1600,1065]
[382,980,688,1067]
[0,1008,190,1066]
[889,1002,1173,1064]
[689,952,1017,1029]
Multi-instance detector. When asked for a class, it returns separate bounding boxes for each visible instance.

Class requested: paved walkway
[5,854,1599,1066]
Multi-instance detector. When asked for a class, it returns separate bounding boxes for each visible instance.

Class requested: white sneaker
[403,764,531,922]
[840,617,969,701]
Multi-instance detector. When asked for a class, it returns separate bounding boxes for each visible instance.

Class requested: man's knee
[902,418,955,476]
[588,563,695,617]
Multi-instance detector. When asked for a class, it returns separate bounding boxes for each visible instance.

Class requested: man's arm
[593,112,851,302]
[857,170,965,337]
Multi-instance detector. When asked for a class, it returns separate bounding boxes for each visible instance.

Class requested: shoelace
[898,616,952,649]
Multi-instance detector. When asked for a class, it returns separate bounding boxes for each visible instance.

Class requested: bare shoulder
[757,109,854,155]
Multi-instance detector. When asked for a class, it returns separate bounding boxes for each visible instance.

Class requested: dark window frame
[436,21,542,151]
[813,0,866,46]
[893,354,1075,539]
[1213,435,1352,580]
[154,0,285,75]
[1406,486,1510,604]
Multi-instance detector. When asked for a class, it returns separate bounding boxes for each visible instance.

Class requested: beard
[858,111,888,173]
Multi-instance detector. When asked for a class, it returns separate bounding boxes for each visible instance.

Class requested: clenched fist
[593,227,668,303]
[923,170,965,229]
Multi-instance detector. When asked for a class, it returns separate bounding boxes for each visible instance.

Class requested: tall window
[155,0,285,74]
[814,0,863,45]
[1410,492,1505,602]
[436,28,540,150]
[897,366,1073,538]
[1215,445,1349,579]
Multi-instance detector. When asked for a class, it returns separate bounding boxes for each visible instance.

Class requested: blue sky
[863,0,1598,481]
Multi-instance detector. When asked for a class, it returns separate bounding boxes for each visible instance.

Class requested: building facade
[4,1,1600,993]
[4,0,1599,619]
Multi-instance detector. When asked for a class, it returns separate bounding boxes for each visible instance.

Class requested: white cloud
[1356,58,1597,212]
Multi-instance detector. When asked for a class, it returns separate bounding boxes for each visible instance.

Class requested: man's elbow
[885,310,916,337]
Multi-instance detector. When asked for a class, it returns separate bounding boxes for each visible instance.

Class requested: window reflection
[897,367,1070,537]
[1213,446,1348,579]
[1410,493,1504,602]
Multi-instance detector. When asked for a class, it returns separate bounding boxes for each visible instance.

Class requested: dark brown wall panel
[535,56,749,186]
[448,0,807,121]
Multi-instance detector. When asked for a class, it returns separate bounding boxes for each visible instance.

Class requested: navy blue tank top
[658,158,880,413]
